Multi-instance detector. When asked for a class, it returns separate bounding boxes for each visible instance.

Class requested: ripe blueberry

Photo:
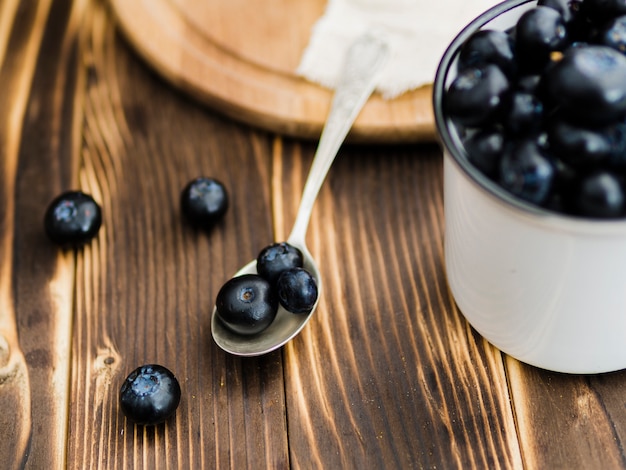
[119,364,181,426]
[548,119,613,167]
[581,0,626,23]
[499,140,555,205]
[515,6,568,73]
[181,177,228,229]
[463,127,505,178]
[276,268,318,314]
[457,29,516,76]
[216,274,278,335]
[538,0,577,23]
[44,191,102,247]
[575,171,625,217]
[445,64,510,127]
[504,91,544,135]
[543,46,626,125]
[256,242,303,286]
[444,0,626,219]
[600,15,626,53]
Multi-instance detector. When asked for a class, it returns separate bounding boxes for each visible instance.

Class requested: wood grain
[508,359,626,469]
[65,2,288,468]
[5,0,626,468]
[272,142,523,468]
[108,0,436,143]
[0,0,61,467]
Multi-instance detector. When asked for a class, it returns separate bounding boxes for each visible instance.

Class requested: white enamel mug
[433,0,626,374]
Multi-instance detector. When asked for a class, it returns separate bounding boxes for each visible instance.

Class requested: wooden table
[3,1,626,469]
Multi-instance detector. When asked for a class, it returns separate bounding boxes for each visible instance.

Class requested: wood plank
[0,0,68,467]
[14,1,92,468]
[15,1,626,468]
[273,141,524,468]
[508,358,626,469]
[65,2,289,467]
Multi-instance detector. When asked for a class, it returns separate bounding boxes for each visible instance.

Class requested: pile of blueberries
[444,0,626,218]
[43,175,315,425]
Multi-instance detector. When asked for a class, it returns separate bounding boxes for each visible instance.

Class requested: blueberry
[276,268,318,314]
[600,15,626,53]
[516,74,542,93]
[44,191,102,247]
[463,128,505,178]
[443,1,626,219]
[567,16,597,45]
[499,140,555,204]
[515,6,568,72]
[445,65,510,127]
[538,0,577,23]
[215,274,278,335]
[256,242,303,286]
[504,91,544,135]
[575,171,625,217]
[457,29,516,76]
[546,158,580,213]
[543,45,626,124]
[548,119,613,167]
[181,177,228,229]
[581,0,626,23]
[119,364,181,426]
[606,122,626,166]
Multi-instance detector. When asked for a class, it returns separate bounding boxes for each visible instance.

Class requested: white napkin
[297,0,501,98]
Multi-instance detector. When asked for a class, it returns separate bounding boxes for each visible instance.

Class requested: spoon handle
[287,33,389,245]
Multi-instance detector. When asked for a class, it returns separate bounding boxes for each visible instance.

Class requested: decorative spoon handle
[288,33,389,245]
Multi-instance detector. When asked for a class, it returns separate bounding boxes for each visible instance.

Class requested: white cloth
[297,0,501,98]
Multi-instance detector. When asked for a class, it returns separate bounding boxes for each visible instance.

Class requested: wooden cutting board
[109,0,436,142]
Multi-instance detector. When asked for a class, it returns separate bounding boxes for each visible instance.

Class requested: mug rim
[432,0,626,232]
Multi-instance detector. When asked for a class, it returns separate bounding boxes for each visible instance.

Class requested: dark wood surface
[3,1,626,468]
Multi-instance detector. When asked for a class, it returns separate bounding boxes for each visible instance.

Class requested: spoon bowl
[210,242,320,356]
[211,33,389,356]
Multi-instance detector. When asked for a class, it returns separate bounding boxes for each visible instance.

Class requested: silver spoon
[211,33,389,356]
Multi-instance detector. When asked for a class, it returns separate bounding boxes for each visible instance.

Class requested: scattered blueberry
[181,177,228,229]
[276,268,318,314]
[256,242,303,286]
[44,191,102,247]
[215,274,278,335]
[119,364,181,426]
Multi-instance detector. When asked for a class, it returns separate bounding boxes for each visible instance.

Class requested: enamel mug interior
[433,0,626,374]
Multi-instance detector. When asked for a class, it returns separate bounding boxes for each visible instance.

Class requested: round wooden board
[109,0,436,142]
